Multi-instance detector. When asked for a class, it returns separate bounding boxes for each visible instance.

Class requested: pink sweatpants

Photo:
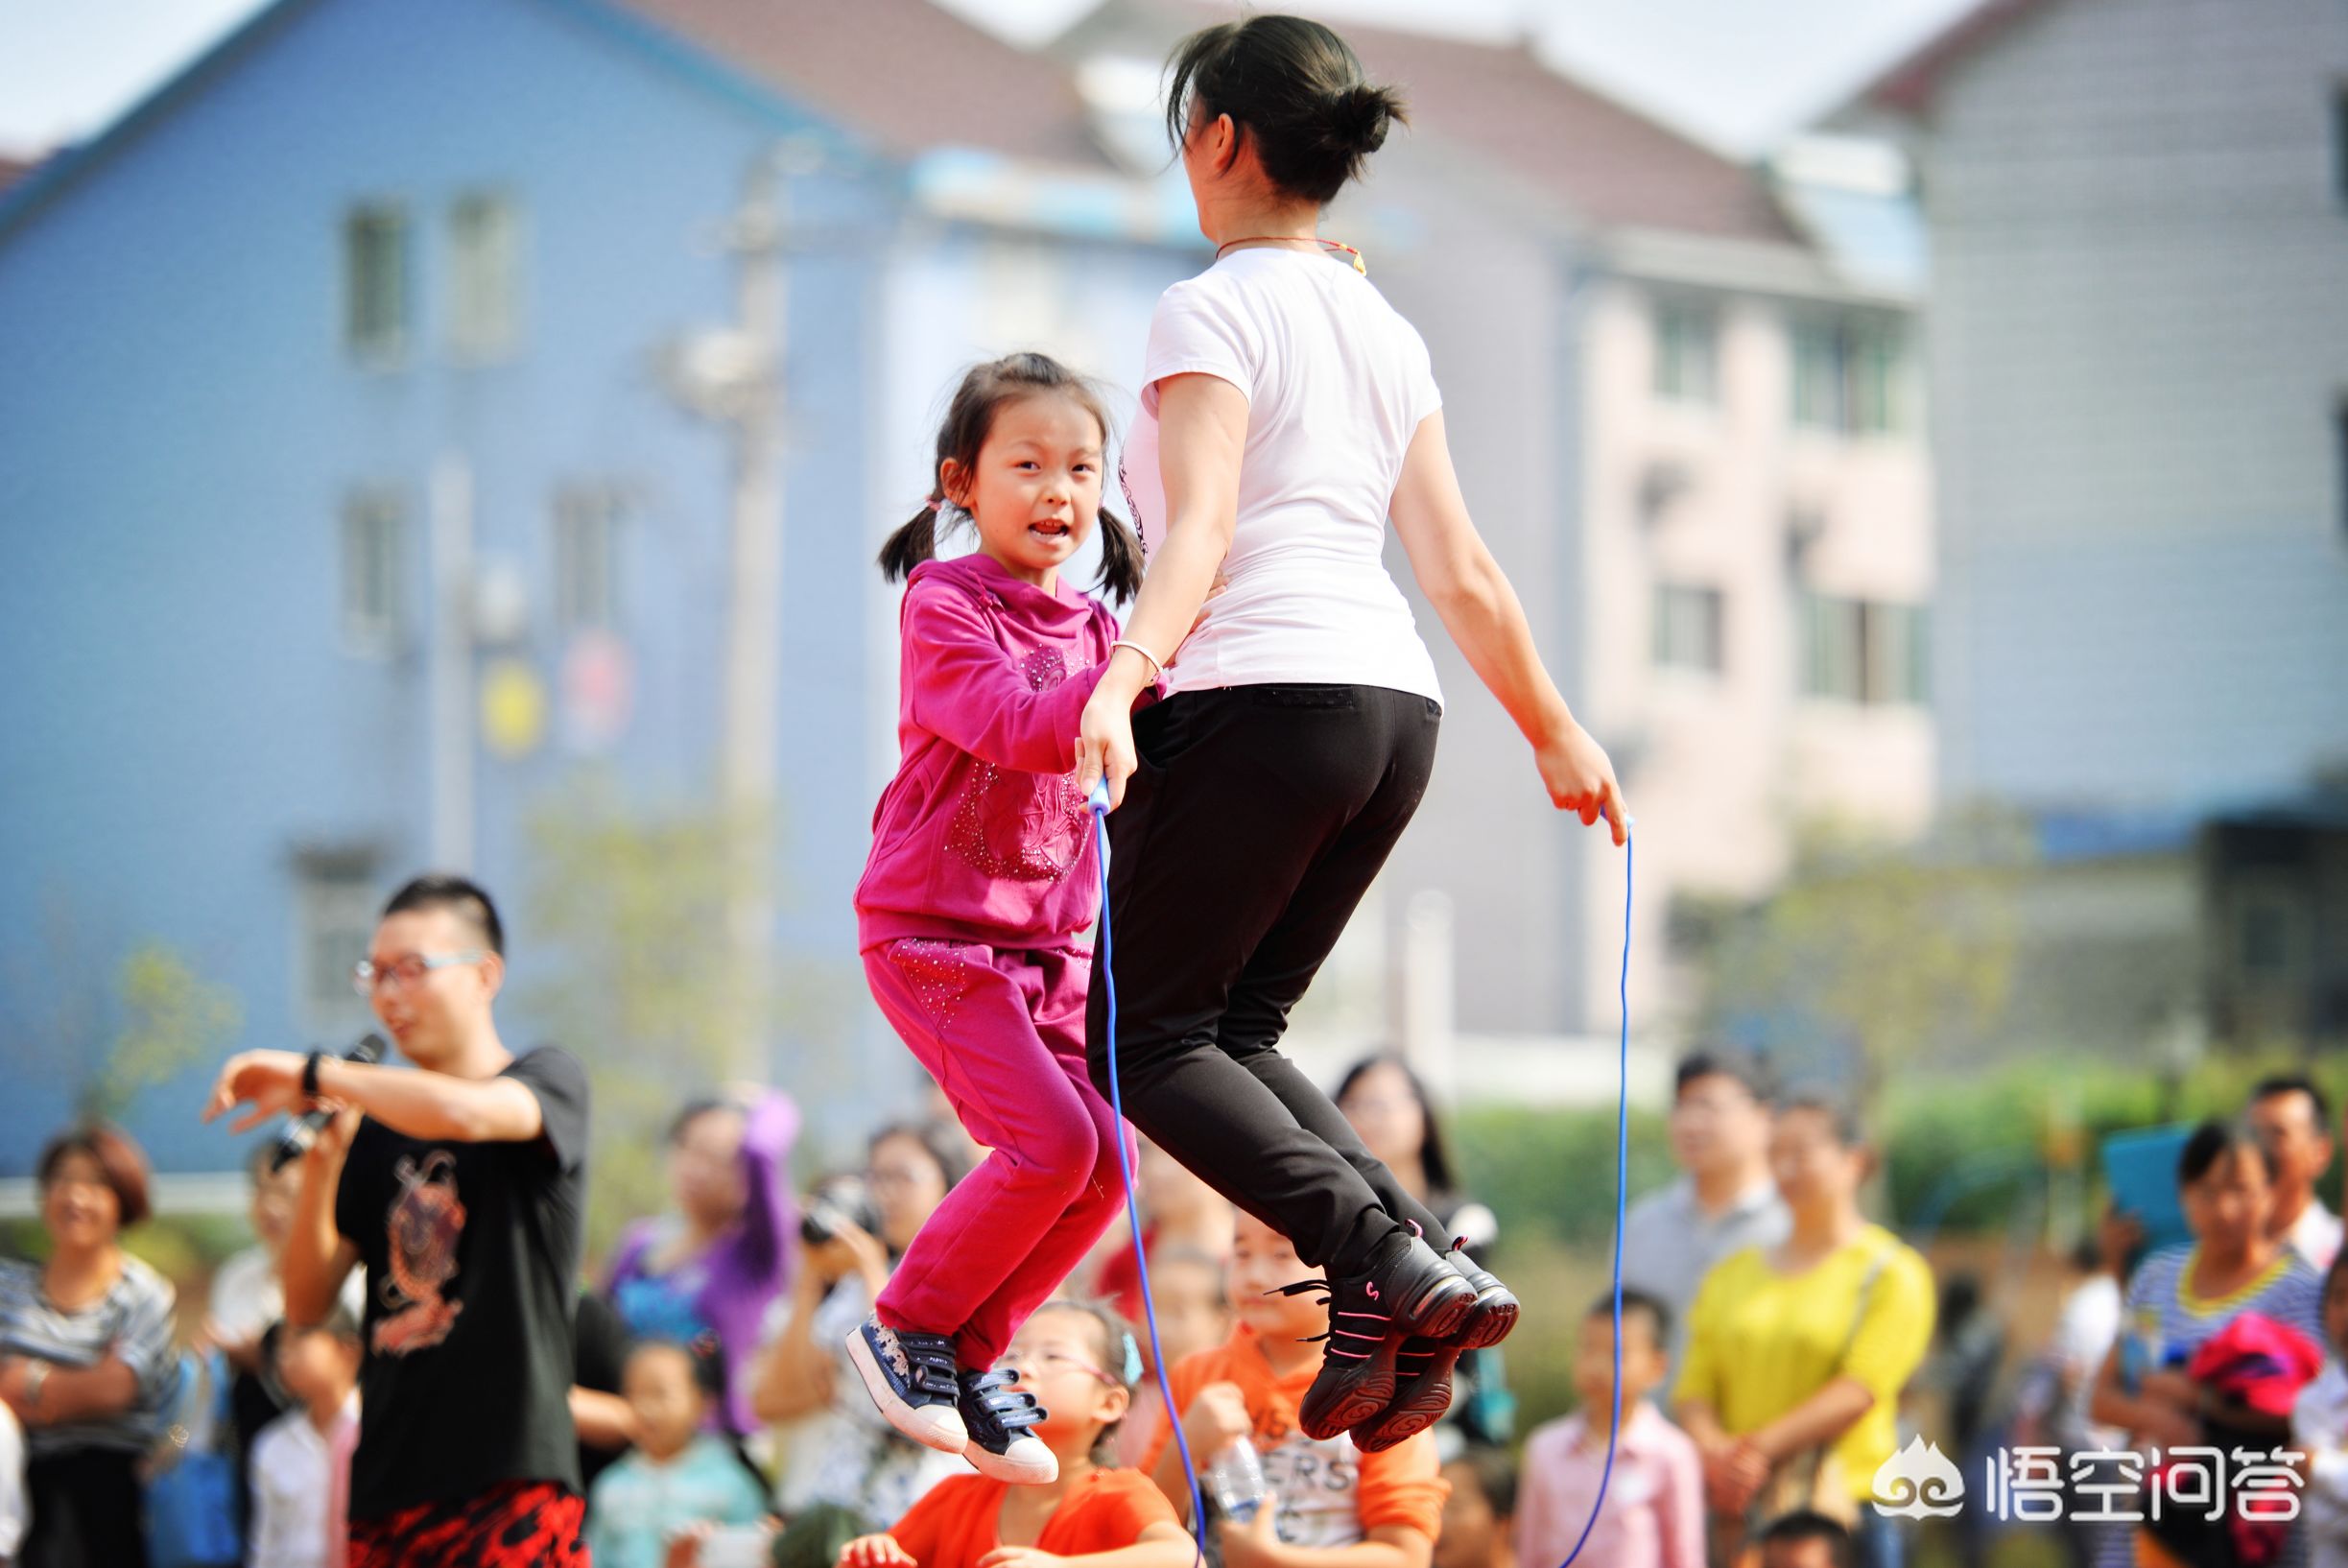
[866,938,1132,1368]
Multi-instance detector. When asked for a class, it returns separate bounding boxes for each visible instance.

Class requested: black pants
[1087,683,1451,1279]
[22,1446,149,1568]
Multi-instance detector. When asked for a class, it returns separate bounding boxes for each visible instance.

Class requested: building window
[1791,318,1906,435]
[1653,303,1718,405]
[1868,601,1931,705]
[1800,592,1863,700]
[1792,323,1843,430]
[1653,582,1725,675]
[555,486,622,633]
[342,490,402,653]
[450,191,521,361]
[1846,323,1901,435]
[295,853,379,1027]
[1801,593,1929,705]
[343,204,407,362]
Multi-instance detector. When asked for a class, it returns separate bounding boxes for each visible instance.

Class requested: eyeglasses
[999,1346,1117,1387]
[352,951,486,996]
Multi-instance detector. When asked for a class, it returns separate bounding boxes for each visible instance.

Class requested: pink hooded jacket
[855,552,1134,952]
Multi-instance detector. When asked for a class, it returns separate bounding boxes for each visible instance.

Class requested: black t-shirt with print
[333,1046,590,1521]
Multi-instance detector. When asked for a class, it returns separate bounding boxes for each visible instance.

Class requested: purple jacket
[605,1089,799,1435]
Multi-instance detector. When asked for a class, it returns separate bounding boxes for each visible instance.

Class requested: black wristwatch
[302,1050,325,1101]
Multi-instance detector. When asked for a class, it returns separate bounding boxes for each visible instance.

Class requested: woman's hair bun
[1327,83,1398,156]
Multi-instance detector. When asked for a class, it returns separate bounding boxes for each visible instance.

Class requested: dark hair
[2179,1118,2280,1187]
[1445,1443,1519,1521]
[1759,1511,1853,1568]
[382,872,505,957]
[1775,1091,1866,1149]
[1589,1288,1672,1351]
[1939,1273,1983,1333]
[1164,15,1407,205]
[2250,1074,2333,1129]
[869,1121,970,1192]
[666,1096,740,1148]
[627,1334,727,1401]
[1333,1055,1459,1202]
[37,1124,153,1228]
[878,353,1141,601]
[1675,1049,1776,1104]
[1026,1298,1143,1464]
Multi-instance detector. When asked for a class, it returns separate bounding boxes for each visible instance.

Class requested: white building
[1831,0,2348,819]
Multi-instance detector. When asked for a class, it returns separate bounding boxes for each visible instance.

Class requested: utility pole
[429,453,475,871]
[663,143,813,1083]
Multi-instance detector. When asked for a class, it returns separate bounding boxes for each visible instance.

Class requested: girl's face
[2183,1147,2272,1255]
[943,392,1103,591]
[999,1308,1127,1453]
[868,1133,949,1252]
[623,1343,706,1461]
[1339,1062,1427,1171]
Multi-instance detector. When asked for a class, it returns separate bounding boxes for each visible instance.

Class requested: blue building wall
[0,0,923,1171]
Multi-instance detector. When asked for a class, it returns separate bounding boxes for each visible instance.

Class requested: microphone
[270,1033,388,1172]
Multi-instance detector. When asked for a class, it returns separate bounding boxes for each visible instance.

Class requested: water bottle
[1207,1437,1269,1523]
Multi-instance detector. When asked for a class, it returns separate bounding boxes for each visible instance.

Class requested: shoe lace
[1270,1276,1387,1349]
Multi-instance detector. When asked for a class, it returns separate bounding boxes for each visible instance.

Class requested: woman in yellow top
[1674,1095,1936,1568]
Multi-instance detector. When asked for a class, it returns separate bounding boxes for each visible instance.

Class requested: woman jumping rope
[1074,15,1629,1455]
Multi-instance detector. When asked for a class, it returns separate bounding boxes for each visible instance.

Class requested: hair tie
[1121,1331,1143,1386]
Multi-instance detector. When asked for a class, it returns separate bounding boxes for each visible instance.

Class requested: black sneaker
[1445,1240,1519,1350]
[845,1314,968,1453]
[1287,1230,1478,1441]
[1350,1337,1463,1452]
[959,1368,1057,1484]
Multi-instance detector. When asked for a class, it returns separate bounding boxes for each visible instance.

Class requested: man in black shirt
[206,874,590,1568]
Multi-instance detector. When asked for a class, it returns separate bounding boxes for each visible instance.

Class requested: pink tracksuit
[854,551,1140,1367]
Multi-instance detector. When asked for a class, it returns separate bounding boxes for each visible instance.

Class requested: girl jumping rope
[848,352,1158,1487]
[1073,15,1630,1455]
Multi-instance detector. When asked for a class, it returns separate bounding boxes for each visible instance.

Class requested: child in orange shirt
[1146,1213,1448,1568]
[838,1302,1193,1568]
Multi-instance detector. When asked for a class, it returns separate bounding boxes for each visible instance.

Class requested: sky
[0,0,1981,161]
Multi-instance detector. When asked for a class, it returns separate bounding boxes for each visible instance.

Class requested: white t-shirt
[2290,1200,2345,1273]
[248,1394,359,1568]
[1122,246,1445,702]
[2047,1273,2124,1452]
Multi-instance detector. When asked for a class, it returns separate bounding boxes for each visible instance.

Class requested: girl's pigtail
[1094,508,1145,602]
[878,498,942,582]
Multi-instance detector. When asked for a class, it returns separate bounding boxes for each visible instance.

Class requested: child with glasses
[838,1302,1190,1568]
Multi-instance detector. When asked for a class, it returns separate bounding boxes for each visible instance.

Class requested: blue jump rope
[1086,779,1634,1568]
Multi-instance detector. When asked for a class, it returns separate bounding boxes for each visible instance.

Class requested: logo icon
[1873,1437,1966,1519]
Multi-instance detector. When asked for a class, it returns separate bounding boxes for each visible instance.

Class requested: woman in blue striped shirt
[0,1124,180,1568]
